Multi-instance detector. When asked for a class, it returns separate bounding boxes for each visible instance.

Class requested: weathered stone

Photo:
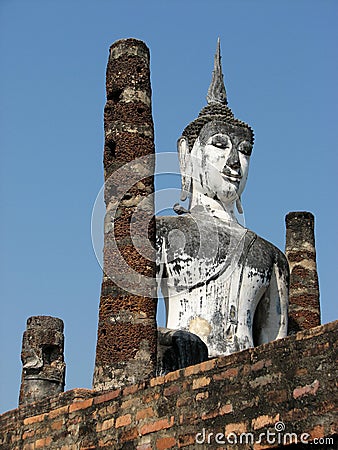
[19,316,65,405]
[93,38,157,391]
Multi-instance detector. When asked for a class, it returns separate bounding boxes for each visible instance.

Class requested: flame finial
[207,38,227,105]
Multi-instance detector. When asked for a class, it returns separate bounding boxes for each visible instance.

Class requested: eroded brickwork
[93,39,157,390]
[285,212,321,333]
[2,321,337,449]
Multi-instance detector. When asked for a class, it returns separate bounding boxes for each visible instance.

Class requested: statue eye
[211,136,229,149]
[238,141,252,156]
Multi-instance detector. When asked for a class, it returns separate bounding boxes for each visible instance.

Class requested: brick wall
[1,321,337,449]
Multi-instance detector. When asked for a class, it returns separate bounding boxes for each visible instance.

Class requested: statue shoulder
[156,214,198,239]
[155,212,232,242]
[156,214,194,230]
[247,230,289,273]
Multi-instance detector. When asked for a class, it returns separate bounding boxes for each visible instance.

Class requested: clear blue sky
[1,0,337,414]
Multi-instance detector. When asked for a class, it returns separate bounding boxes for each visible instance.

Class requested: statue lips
[221,168,242,184]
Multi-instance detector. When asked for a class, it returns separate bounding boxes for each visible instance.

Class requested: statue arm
[253,255,289,345]
[156,235,170,319]
[271,259,289,339]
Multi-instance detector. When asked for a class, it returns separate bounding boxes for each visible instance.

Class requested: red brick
[123,384,143,396]
[116,414,132,428]
[23,444,35,450]
[22,430,35,439]
[23,414,46,426]
[225,422,247,434]
[136,407,155,421]
[202,408,219,420]
[156,436,176,449]
[69,398,93,412]
[251,359,272,372]
[96,417,115,432]
[184,364,203,377]
[94,388,121,404]
[252,413,279,430]
[48,405,69,419]
[35,437,51,448]
[309,424,325,440]
[251,360,265,371]
[199,358,217,372]
[120,426,139,442]
[196,391,209,401]
[140,416,174,435]
[99,403,118,417]
[164,370,181,382]
[192,376,210,390]
[150,376,165,387]
[178,433,196,447]
[213,367,238,381]
[164,384,180,396]
[219,403,233,415]
[293,379,320,399]
[51,419,64,430]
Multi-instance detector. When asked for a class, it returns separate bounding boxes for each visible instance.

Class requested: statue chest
[164,257,271,329]
[164,262,271,357]
[157,215,277,356]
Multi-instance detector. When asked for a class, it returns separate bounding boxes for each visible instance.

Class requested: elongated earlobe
[177,137,192,201]
[236,197,243,214]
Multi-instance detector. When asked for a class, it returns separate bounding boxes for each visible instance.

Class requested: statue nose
[227,148,240,169]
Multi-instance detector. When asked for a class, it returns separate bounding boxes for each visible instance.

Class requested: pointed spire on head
[181,38,254,151]
[207,38,228,105]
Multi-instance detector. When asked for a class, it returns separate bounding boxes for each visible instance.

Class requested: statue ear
[236,197,243,214]
[177,136,192,201]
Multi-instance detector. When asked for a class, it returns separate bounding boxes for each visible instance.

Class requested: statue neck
[190,190,238,223]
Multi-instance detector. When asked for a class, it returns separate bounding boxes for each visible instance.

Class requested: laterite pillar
[285,211,321,333]
[93,39,157,390]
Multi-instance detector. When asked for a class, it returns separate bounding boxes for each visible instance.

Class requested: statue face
[190,121,252,205]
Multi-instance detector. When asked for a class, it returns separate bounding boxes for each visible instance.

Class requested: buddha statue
[156,40,289,372]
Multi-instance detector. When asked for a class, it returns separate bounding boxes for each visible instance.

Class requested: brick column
[285,212,321,333]
[93,39,157,390]
[19,316,65,405]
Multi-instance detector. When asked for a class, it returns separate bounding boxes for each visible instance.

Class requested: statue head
[178,39,254,213]
[19,316,65,405]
